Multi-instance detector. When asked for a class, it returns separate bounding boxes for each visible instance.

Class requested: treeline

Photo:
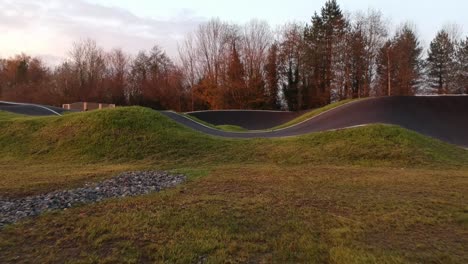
[0,0,467,111]
[0,42,186,110]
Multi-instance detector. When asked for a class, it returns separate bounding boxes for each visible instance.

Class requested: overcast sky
[1,0,467,65]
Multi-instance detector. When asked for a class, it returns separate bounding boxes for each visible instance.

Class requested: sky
[1,0,467,65]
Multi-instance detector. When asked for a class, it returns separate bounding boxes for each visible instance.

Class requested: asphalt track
[187,110,304,130]
[0,101,66,116]
[162,96,468,147]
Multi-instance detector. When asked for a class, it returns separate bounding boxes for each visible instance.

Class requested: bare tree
[241,20,272,79]
[69,39,106,101]
[354,9,388,96]
[178,33,199,111]
[442,23,463,44]
[105,48,130,104]
[194,18,231,109]
[240,20,273,108]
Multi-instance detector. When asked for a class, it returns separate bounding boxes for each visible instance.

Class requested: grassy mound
[0,106,466,168]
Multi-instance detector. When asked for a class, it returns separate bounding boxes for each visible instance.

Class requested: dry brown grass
[1,164,467,263]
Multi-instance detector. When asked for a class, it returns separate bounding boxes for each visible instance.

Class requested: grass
[215,124,248,132]
[0,165,467,263]
[0,107,467,263]
[0,161,149,198]
[0,111,26,121]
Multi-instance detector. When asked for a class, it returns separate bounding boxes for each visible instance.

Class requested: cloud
[0,0,206,65]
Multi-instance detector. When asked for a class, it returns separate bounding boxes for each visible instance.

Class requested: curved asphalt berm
[162,96,468,148]
[188,110,305,130]
[0,101,66,116]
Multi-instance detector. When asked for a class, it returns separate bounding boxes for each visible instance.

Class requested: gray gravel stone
[0,171,186,228]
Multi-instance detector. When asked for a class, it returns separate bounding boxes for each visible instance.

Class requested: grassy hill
[0,107,467,263]
[0,106,466,167]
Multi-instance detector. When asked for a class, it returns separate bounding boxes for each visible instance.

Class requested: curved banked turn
[162,96,468,147]
[0,101,66,116]
[187,110,304,130]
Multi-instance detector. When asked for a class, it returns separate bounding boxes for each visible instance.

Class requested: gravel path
[0,171,186,228]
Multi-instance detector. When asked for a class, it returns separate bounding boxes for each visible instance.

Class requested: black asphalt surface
[162,96,468,147]
[0,102,67,116]
[188,110,304,130]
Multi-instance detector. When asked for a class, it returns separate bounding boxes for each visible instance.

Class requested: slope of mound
[0,107,466,168]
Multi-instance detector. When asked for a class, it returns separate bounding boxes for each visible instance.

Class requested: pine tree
[349,27,367,98]
[303,0,347,105]
[376,25,423,96]
[394,26,423,95]
[279,23,305,111]
[321,0,347,103]
[427,30,456,94]
[283,64,300,111]
[304,13,325,107]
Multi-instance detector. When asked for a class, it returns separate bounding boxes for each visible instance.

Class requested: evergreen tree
[349,26,367,98]
[283,64,300,111]
[427,30,456,94]
[321,0,347,103]
[304,13,325,107]
[279,23,305,111]
[392,25,423,96]
[377,25,423,96]
[304,0,347,106]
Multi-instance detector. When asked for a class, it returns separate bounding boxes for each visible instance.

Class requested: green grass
[273,99,362,130]
[0,107,467,263]
[215,124,248,132]
[0,111,25,121]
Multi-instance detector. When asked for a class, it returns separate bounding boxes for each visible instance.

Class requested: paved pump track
[0,101,66,116]
[162,96,468,148]
[187,110,306,130]
[1,96,467,147]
